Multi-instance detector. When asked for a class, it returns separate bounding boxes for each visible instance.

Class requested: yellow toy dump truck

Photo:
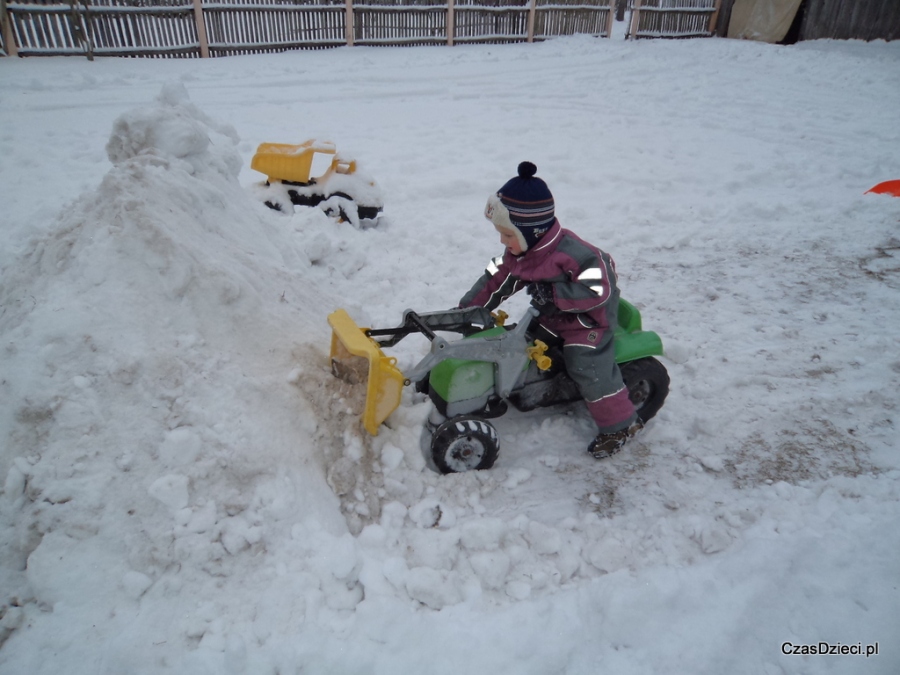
[250,140,384,228]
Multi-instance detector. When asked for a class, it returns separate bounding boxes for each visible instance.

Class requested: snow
[1,33,899,674]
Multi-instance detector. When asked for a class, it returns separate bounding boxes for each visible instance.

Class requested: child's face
[497,226,524,255]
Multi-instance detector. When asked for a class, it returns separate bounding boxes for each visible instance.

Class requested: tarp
[728,0,803,42]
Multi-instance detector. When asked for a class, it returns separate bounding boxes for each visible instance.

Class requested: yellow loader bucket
[327,309,406,435]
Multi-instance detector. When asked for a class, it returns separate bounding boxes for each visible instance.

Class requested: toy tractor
[327,301,669,473]
[250,140,384,227]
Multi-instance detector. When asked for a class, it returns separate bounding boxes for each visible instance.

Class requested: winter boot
[588,420,643,459]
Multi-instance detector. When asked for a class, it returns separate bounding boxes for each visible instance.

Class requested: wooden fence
[1,0,732,57]
[628,0,720,39]
[799,0,900,41]
[712,0,900,43]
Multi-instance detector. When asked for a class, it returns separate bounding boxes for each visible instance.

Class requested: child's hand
[526,282,554,306]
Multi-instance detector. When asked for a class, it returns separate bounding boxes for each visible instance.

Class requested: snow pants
[564,335,636,434]
[533,313,636,435]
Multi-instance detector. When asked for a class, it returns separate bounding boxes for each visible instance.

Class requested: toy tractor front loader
[327,301,670,474]
[327,307,501,435]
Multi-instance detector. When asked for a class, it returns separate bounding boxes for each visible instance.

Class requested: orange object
[865,180,900,197]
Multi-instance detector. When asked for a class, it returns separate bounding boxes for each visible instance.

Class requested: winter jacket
[459,220,621,343]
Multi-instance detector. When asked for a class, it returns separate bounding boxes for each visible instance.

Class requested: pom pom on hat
[485,162,556,252]
[517,161,538,179]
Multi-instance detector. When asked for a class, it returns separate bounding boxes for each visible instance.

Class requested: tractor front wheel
[431,416,500,474]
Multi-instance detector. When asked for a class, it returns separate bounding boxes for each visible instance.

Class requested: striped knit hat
[485,162,556,252]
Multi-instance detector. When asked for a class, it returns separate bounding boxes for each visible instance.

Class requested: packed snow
[1,34,899,674]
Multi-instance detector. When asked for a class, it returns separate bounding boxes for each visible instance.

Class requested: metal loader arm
[366,307,497,347]
[404,308,539,398]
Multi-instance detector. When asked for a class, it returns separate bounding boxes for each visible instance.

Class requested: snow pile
[0,83,363,667]
[1,37,899,674]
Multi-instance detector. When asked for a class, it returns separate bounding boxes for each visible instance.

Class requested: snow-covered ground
[1,33,899,675]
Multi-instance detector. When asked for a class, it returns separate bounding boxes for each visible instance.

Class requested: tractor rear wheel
[620,357,669,424]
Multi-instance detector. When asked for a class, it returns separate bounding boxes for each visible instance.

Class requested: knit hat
[485,161,556,252]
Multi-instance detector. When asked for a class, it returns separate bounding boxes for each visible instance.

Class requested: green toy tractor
[327,301,669,473]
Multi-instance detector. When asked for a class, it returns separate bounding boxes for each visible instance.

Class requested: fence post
[71,0,94,61]
[345,0,354,46]
[627,0,642,39]
[707,0,722,36]
[1,0,18,57]
[192,0,209,57]
[447,0,454,46]
[527,0,536,42]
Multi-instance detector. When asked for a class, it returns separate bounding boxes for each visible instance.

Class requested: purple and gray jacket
[459,220,621,344]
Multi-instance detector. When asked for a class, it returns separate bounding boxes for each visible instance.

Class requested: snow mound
[0,86,355,659]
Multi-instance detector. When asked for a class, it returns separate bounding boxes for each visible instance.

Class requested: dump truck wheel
[432,416,499,474]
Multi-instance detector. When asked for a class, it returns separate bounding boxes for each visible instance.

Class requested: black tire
[431,416,500,474]
[620,357,670,424]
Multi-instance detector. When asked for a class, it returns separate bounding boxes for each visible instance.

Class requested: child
[458,162,641,458]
